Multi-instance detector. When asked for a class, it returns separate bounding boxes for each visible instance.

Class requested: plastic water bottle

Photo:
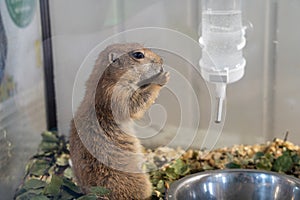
[201,10,245,71]
[199,0,246,123]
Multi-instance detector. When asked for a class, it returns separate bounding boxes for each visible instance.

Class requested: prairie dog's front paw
[137,71,170,87]
[155,71,170,86]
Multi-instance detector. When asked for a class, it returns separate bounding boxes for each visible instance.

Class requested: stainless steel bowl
[167,169,300,200]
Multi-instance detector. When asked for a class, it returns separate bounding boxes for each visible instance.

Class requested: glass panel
[50,0,300,149]
[0,0,46,199]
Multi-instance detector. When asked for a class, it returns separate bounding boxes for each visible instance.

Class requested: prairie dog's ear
[108,52,121,64]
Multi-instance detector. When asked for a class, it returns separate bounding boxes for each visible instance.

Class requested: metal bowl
[167,169,300,200]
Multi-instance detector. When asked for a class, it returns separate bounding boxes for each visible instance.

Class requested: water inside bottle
[201,10,245,70]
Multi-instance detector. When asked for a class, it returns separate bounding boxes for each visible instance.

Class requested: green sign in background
[5,0,36,28]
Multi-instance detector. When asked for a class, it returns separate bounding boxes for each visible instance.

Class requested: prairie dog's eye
[131,52,145,59]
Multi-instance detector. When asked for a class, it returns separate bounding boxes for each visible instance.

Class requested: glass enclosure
[51,0,300,145]
[0,0,46,199]
[1,0,300,199]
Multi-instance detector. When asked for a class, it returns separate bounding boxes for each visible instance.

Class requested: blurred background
[0,0,300,199]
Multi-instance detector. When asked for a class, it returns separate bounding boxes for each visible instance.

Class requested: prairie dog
[69,43,169,199]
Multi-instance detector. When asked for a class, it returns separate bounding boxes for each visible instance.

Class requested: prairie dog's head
[105,44,164,85]
[87,43,168,121]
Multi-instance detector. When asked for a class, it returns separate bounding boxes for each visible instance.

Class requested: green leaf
[31,196,50,200]
[16,191,49,200]
[255,153,274,171]
[156,180,165,193]
[63,167,74,179]
[25,160,35,174]
[47,166,56,179]
[44,175,63,196]
[41,131,59,143]
[273,151,293,172]
[56,155,69,166]
[89,186,110,196]
[38,142,58,152]
[172,159,190,176]
[24,188,44,196]
[292,154,300,165]
[225,162,241,169]
[30,160,51,176]
[150,171,164,186]
[62,177,82,194]
[165,167,178,180]
[265,153,275,161]
[77,194,98,200]
[23,179,47,190]
[256,162,272,171]
[60,190,76,200]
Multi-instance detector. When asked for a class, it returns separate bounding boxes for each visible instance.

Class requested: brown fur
[69,43,169,200]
